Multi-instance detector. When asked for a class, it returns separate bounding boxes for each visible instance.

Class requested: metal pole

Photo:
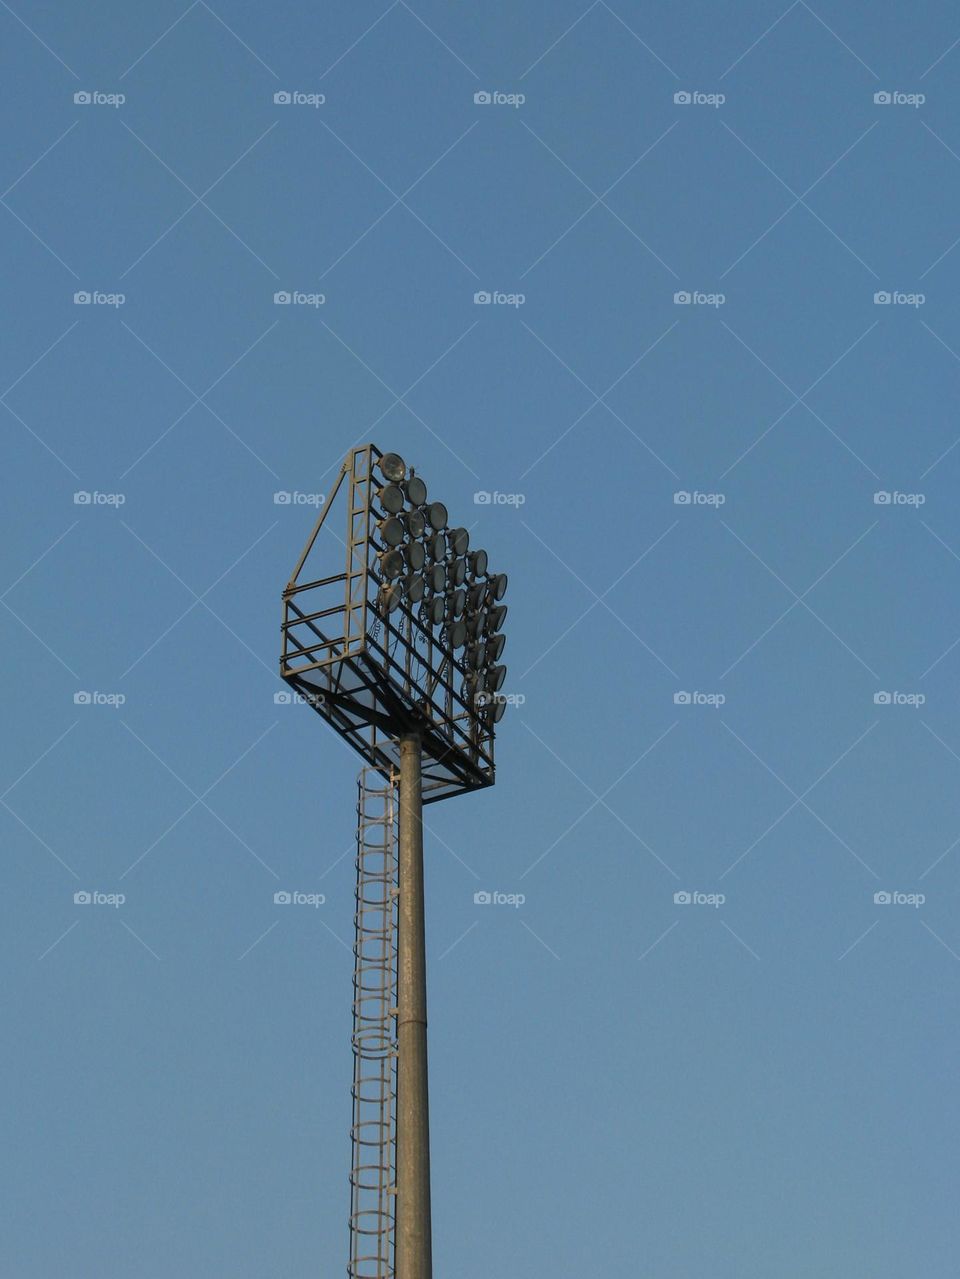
[395,732,432,1279]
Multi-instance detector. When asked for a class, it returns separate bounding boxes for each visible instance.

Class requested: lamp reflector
[380,484,404,514]
[403,541,426,572]
[450,527,469,556]
[427,501,448,531]
[404,475,427,507]
[378,548,404,579]
[378,516,404,547]
[379,452,406,482]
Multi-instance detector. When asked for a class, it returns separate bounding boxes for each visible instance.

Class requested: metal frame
[280,444,497,803]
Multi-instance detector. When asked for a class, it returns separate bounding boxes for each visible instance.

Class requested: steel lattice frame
[280,444,503,802]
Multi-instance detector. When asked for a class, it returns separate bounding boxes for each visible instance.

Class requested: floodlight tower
[280,445,508,1278]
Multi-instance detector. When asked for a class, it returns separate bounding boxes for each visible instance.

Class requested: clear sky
[3,1,960,1275]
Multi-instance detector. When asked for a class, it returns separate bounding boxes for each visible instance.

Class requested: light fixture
[486,603,507,633]
[426,501,448,531]
[402,509,426,539]
[404,475,427,506]
[449,527,469,556]
[380,484,405,514]
[378,516,404,547]
[486,633,505,662]
[403,542,426,572]
[379,452,406,482]
[378,548,405,579]
[485,664,506,692]
[468,549,488,577]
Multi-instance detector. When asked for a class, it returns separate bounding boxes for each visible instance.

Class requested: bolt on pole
[395,732,432,1279]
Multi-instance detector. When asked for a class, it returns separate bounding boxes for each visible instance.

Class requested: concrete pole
[395,732,432,1279]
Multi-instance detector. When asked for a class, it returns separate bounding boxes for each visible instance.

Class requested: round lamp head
[378,516,404,548]
[427,501,448,531]
[380,484,405,514]
[445,620,467,650]
[404,574,425,604]
[450,527,469,556]
[378,548,405,580]
[486,603,507,634]
[428,595,445,626]
[426,530,446,561]
[485,664,506,692]
[403,541,426,572]
[404,475,427,507]
[379,452,406,482]
[489,573,508,601]
[402,509,426,539]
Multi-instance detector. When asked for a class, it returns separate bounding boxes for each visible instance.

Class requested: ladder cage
[349,768,399,1278]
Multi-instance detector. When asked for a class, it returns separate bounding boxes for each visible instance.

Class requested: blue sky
[3,1,960,1275]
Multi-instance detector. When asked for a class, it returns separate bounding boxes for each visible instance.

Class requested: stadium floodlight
[280,444,509,1279]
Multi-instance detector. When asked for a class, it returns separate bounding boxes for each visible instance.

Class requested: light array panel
[280,444,508,802]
